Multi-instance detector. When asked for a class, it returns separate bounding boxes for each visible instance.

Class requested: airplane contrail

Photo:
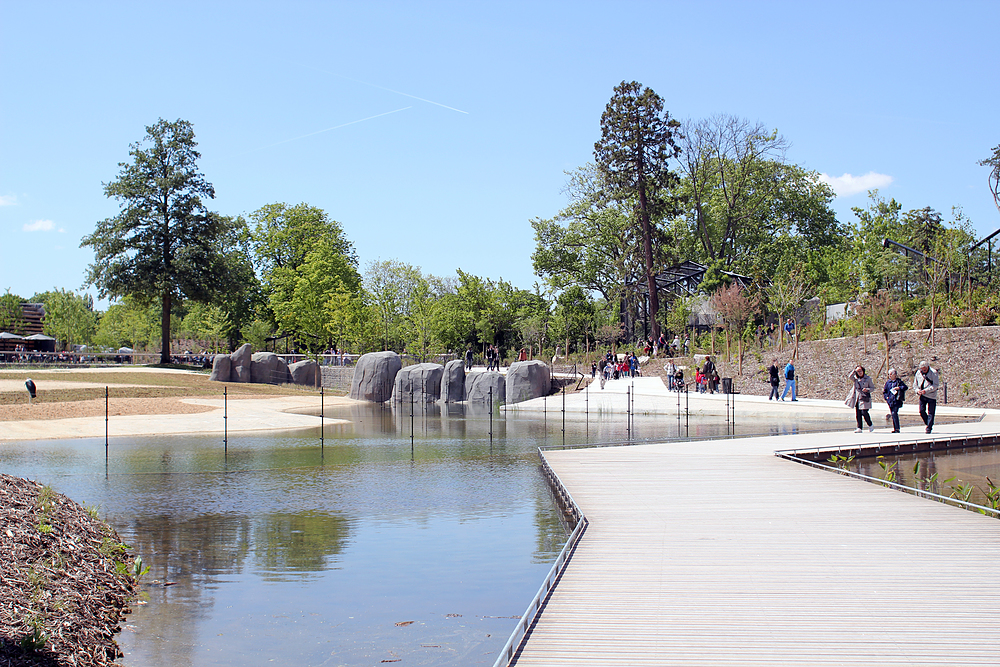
[333,73,469,115]
[282,60,470,115]
[238,106,413,155]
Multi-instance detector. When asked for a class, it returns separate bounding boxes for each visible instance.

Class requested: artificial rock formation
[391,363,444,403]
[505,360,551,404]
[440,359,466,403]
[250,352,290,385]
[209,354,231,382]
[349,351,402,402]
[230,343,253,383]
[465,371,505,404]
[288,359,320,387]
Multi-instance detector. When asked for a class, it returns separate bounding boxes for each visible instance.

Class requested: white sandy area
[0,395,354,442]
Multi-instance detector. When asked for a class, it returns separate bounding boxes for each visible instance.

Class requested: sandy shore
[1,393,355,442]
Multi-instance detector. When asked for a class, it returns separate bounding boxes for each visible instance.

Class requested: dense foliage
[49,111,1000,361]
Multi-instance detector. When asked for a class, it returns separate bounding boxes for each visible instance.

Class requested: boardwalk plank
[512,421,1000,666]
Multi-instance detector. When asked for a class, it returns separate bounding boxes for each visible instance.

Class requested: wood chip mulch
[0,474,137,666]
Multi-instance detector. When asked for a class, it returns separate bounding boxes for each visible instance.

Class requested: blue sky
[2,1,998,307]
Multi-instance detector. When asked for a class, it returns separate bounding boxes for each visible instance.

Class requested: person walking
[465,347,474,370]
[914,360,939,433]
[767,359,780,400]
[665,359,677,390]
[846,365,875,432]
[780,359,797,401]
[883,368,908,433]
[702,356,716,394]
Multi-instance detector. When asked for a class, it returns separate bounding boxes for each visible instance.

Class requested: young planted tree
[82,119,227,364]
[710,283,758,373]
[594,81,682,342]
[766,270,809,358]
[859,290,905,379]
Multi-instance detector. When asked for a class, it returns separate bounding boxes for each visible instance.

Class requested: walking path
[507,375,986,420]
[512,414,1000,666]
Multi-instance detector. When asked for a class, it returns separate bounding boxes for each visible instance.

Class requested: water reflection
[0,403,847,666]
[853,445,1000,506]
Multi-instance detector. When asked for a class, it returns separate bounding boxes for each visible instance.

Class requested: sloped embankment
[1,474,137,666]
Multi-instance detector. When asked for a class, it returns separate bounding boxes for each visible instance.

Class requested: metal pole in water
[320,386,324,453]
[489,386,494,446]
[224,386,228,454]
[105,386,109,466]
[626,386,630,441]
[561,384,566,446]
[410,389,414,457]
[685,384,689,434]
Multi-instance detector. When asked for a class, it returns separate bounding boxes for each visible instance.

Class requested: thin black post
[224,386,228,454]
[585,379,589,439]
[561,384,566,446]
[320,386,324,453]
[626,386,630,441]
[410,389,414,456]
[489,386,494,446]
[105,386,109,466]
[685,384,689,434]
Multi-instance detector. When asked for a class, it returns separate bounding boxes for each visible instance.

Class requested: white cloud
[817,171,893,197]
[0,194,16,206]
[23,219,55,232]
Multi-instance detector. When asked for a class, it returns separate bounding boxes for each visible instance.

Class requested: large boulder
[208,354,231,382]
[229,343,253,383]
[392,363,444,403]
[250,352,290,384]
[506,360,551,404]
[349,351,402,402]
[440,359,466,403]
[288,359,320,387]
[465,371,505,404]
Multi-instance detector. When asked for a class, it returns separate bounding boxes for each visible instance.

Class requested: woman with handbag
[845,365,876,433]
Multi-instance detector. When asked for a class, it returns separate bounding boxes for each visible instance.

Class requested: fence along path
[513,421,1000,666]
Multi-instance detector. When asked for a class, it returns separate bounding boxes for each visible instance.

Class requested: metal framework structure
[623,261,753,340]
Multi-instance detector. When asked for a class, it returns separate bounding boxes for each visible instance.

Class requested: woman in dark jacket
[883,368,908,433]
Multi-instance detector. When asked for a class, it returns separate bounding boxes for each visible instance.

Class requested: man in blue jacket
[780,359,797,401]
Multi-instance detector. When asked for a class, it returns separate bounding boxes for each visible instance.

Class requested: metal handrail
[776,449,1000,517]
[492,452,588,667]
[774,431,998,461]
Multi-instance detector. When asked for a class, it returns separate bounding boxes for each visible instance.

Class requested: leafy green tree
[32,289,97,348]
[594,81,682,341]
[0,290,25,333]
[551,285,596,355]
[81,118,229,364]
[95,297,159,350]
[850,190,905,294]
[678,115,789,268]
[901,207,944,254]
[532,165,647,301]
[249,203,361,330]
[363,259,422,351]
[272,238,361,351]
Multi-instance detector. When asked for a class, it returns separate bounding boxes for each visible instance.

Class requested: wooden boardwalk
[512,420,1000,666]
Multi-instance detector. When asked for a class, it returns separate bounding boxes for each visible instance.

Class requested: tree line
[6,94,999,365]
